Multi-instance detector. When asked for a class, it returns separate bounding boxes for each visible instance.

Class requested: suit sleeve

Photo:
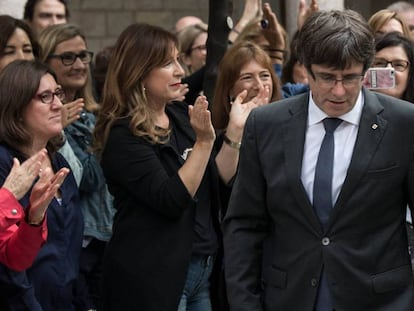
[223,110,270,311]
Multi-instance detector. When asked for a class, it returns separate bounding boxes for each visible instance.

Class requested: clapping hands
[188,95,216,144]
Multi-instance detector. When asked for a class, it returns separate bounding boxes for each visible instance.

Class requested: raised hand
[2,149,47,200]
[227,86,270,134]
[298,0,319,30]
[188,95,215,143]
[61,98,85,128]
[262,2,286,59]
[173,83,189,102]
[28,167,70,225]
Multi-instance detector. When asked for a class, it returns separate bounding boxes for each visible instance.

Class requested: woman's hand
[28,167,70,225]
[297,0,319,30]
[188,95,215,144]
[3,149,47,200]
[227,86,270,134]
[229,0,262,43]
[61,98,85,128]
[262,2,285,51]
[173,83,189,102]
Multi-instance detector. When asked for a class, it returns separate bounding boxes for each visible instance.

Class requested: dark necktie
[313,118,342,229]
[313,117,342,311]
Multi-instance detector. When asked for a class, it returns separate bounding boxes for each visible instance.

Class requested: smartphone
[363,67,396,89]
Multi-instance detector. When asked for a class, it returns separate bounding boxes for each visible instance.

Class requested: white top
[301,91,363,206]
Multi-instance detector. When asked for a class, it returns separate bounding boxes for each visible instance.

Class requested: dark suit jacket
[223,89,414,311]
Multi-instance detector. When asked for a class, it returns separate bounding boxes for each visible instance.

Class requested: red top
[0,188,47,271]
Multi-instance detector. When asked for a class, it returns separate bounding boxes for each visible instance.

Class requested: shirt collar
[308,90,364,126]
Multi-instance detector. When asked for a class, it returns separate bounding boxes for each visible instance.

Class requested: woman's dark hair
[0,59,61,157]
[375,31,414,103]
[0,15,39,58]
[282,31,300,84]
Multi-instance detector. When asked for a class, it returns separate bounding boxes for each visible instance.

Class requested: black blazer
[100,102,222,310]
[223,89,414,311]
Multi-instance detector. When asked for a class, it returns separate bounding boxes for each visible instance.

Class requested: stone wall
[0,0,25,17]
[68,0,210,55]
[0,0,403,55]
[67,0,348,56]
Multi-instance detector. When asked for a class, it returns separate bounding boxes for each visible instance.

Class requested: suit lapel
[282,94,324,232]
[327,89,387,229]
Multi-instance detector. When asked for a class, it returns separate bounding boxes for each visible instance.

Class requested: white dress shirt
[301,91,364,206]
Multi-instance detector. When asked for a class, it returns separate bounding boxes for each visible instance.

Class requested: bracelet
[231,28,241,35]
[223,134,241,150]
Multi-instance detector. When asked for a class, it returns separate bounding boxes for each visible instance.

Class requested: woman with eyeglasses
[178,22,208,77]
[369,31,414,275]
[0,59,83,310]
[370,31,414,103]
[38,23,115,310]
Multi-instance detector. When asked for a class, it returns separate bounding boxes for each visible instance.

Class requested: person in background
[23,0,68,38]
[369,32,414,102]
[0,14,83,188]
[0,15,37,70]
[368,9,411,38]
[93,45,114,103]
[38,23,114,310]
[234,3,286,69]
[367,31,414,273]
[224,9,414,310]
[282,31,308,86]
[174,15,204,34]
[212,40,279,141]
[387,1,414,40]
[94,22,238,310]
[0,148,69,272]
[211,42,278,309]
[178,22,208,77]
[0,59,83,310]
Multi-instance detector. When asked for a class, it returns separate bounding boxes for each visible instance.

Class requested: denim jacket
[65,110,115,241]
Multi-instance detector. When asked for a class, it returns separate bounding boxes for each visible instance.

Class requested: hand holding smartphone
[363,67,396,89]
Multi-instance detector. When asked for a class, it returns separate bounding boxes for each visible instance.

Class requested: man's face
[29,0,67,36]
[307,62,364,117]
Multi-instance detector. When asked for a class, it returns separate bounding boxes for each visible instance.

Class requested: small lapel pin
[371,123,378,130]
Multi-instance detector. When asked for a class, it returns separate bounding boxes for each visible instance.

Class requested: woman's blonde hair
[368,9,411,38]
[94,23,179,153]
[177,22,208,75]
[38,23,99,113]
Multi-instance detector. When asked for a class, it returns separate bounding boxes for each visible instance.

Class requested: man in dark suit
[223,9,414,311]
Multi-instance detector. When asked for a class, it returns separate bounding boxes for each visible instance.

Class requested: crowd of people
[1,0,414,310]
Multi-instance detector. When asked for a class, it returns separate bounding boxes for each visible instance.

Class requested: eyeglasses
[371,58,410,72]
[48,50,94,66]
[312,72,363,88]
[35,88,65,104]
[190,45,207,53]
